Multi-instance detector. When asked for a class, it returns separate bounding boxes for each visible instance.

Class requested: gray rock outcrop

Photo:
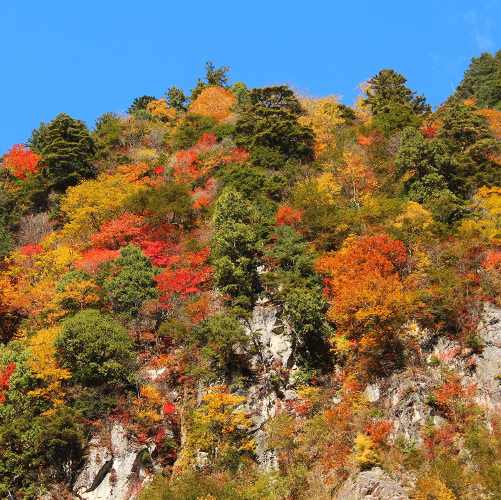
[335,467,410,500]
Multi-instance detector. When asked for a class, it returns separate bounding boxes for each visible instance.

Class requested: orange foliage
[316,234,414,363]
[173,150,202,182]
[275,206,303,228]
[476,108,501,161]
[189,86,237,122]
[432,374,477,429]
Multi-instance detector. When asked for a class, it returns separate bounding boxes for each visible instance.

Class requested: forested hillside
[1,53,501,499]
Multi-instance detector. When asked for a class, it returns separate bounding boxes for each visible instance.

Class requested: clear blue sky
[1,0,500,153]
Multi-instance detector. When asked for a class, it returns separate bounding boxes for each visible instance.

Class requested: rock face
[474,302,501,410]
[73,424,154,500]
[244,303,293,469]
[335,467,410,500]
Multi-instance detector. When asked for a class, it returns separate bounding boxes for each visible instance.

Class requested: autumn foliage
[190,86,237,122]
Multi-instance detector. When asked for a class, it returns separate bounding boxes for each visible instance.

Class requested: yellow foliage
[315,172,341,203]
[189,385,254,464]
[60,170,150,240]
[0,244,83,323]
[394,201,432,229]
[413,475,457,500]
[297,91,344,153]
[27,325,71,414]
[460,185,501,240]
[353,433,379,469]
[136,148,158,162]
[353,80,373,125]
[146,98,177,122]
[133,385,164,429]
[189,86,237,123]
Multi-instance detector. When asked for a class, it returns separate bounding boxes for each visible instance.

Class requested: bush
[55,309,137,386]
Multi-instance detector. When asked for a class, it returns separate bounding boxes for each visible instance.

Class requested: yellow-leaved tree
[460,186,501,240]
[146,98,177,122]
[27,325,72,414]
[60,170,151,240]
[297,91,344,153]
[188,385,254,471]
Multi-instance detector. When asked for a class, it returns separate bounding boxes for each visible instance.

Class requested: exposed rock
[335,467,410,500]
[243,304,294,469]
[474,302,501,410]
[73,424,154,500]
[246,304,293,369]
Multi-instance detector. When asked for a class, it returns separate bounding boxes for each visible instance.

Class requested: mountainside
[1,56,501,499]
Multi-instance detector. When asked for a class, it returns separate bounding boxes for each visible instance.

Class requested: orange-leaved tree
[315,234,416,370]
[189,86,237,123]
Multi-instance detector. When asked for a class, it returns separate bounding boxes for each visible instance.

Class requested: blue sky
[0,0,500,153]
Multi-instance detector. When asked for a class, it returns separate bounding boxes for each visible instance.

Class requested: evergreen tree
[165,86,188,111]
[103,244,159,318]
[435,98,501,195]
[363,69,431,117]
[456,50,501,109]
[211,188,259,304]
[127,95,157,114]
[55,309,137,386]
[190,60,231,101]
[235,85,315,165]
[36,113,96,192]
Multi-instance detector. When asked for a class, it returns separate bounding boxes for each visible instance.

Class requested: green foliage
[230,81,251,110]
[204,60,231,87]
[394,127,458,202]
[195,313,248,370]
[165,86,188,111]
[55,309,137,386]
[216,163,265,198]
[131,182,193,227]
[363,68,431,118]
[235,85,315,163]
[103,244,159,318]
[435,98,501,196]
[456,49,501,109]
[34,406,85,473]
[26,121,49,155]
[170,113,217,151]
[191,60,231,101]
[373,102,423,133]
[37,113,97,192]
[133,109,154,121]
[127,95,157,114]
[0,225,13,259]
[212,188,259,301]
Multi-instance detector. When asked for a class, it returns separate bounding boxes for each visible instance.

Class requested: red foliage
[420,121,441,140]
[275,206,303,228]
[191,177,217,210]
[77,249,119,273]
[1,144,41,180]
[173,151,201,182]
[194,133,217,153]
[432,374,477,427]
[154,165,165,176]
[154,248,213,310]
[20,243,43,256]
[0,363,15,403]
[91,214,145,250]
[163,401,176,415]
